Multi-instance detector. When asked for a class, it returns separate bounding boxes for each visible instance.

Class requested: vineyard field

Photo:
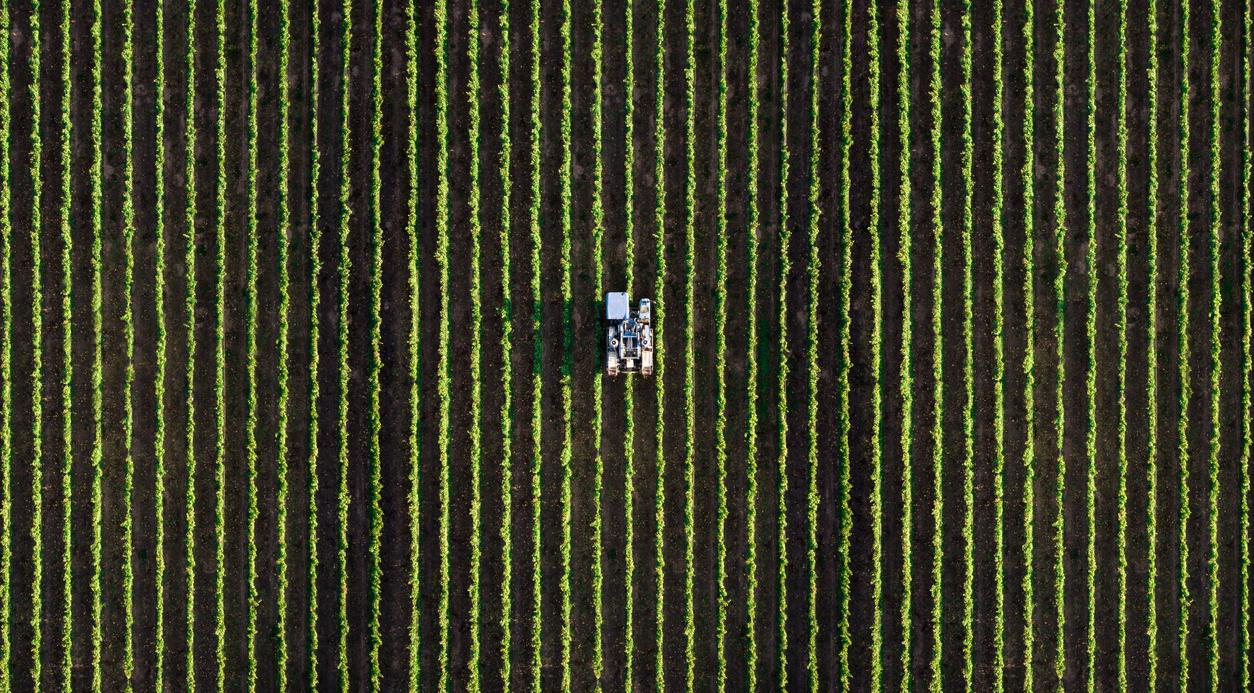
[0,0,1250,689]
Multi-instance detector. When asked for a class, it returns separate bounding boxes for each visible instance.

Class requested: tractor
[605,292,653,376]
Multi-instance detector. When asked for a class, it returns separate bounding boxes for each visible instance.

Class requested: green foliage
[467,0,484,686]
[306,0,325,685]
[622,0,637,684]
[590,0,605,680]
[715,0,730,685]
[1084,0,1098,686]
[433,0,452,684]
[1020,0,1037,684]
[990,0,1006,686]
[866,3,884,688]
[405,0,422,684]
[1145,0,1161,684]
[182,0,200,684]
[526,0,543,683]
[88,0,104,684]
[244,0,261,684]
[926,0,942,686]
[27,0,45,683]
[894,0,914,687]
[213,0,229,684]
[1241,0,1253,687]
[152,0,168,686]
[57,0,74,686]
[1177,1,1193,687]
[744,0,761,685]
[1205,0,1222,685]
[682,0,697,682]
[1050,0,1067,683]
[334,0,353,687]
[1115,0,1131,686]
[651,0,667,684]
[775,3,791,687]
[558,0,575,684]
[495,0,514,684]
[959,1,975,684]
[0,0,10,685]
[275,0,293,687]
[367,0,385,687]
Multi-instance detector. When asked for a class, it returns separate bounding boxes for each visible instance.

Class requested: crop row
[57,0,74,687]
[495,0,515,685]
[894,0,914,687]
[526,0,543,684]
[210,0,229,687]
[404,0,421,685]
[273,0,293,686]
[1115,0,1130,686]
[959,0,975,683]
[182,0,201,685]
[333,0,352,686]
[0,0,10,686]
[368,0,385,686]
[1049,0,1066,684]
[682,0,697,679]
[774,1,791,686]
[1144,0,1160,685]
[467,0,484,685]
[1019,0,1037,685]
[244,0,260,685]
[557,0,574,684]
[1083,0,1097,685]
[713,0,729,687]
[925,0,942,687]
[590,0,606,681]
[864,0,884,687]
[621,0,637,684]
[27,0,45,683]
[305,0,324,685]
[650,0,667,686]
[990,0,1006,684]
[1242,1,1253,690]
[152,0,168,684]
[433,0,451,686]
[89,0,104,685]
[743,0,761,686]
[1176,0,1193,687]
[1204,0,1222,687]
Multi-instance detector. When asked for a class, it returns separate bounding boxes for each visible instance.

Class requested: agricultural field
[0,0,1250,689]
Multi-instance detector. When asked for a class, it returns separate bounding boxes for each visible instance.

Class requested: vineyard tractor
[605,292,654,376]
